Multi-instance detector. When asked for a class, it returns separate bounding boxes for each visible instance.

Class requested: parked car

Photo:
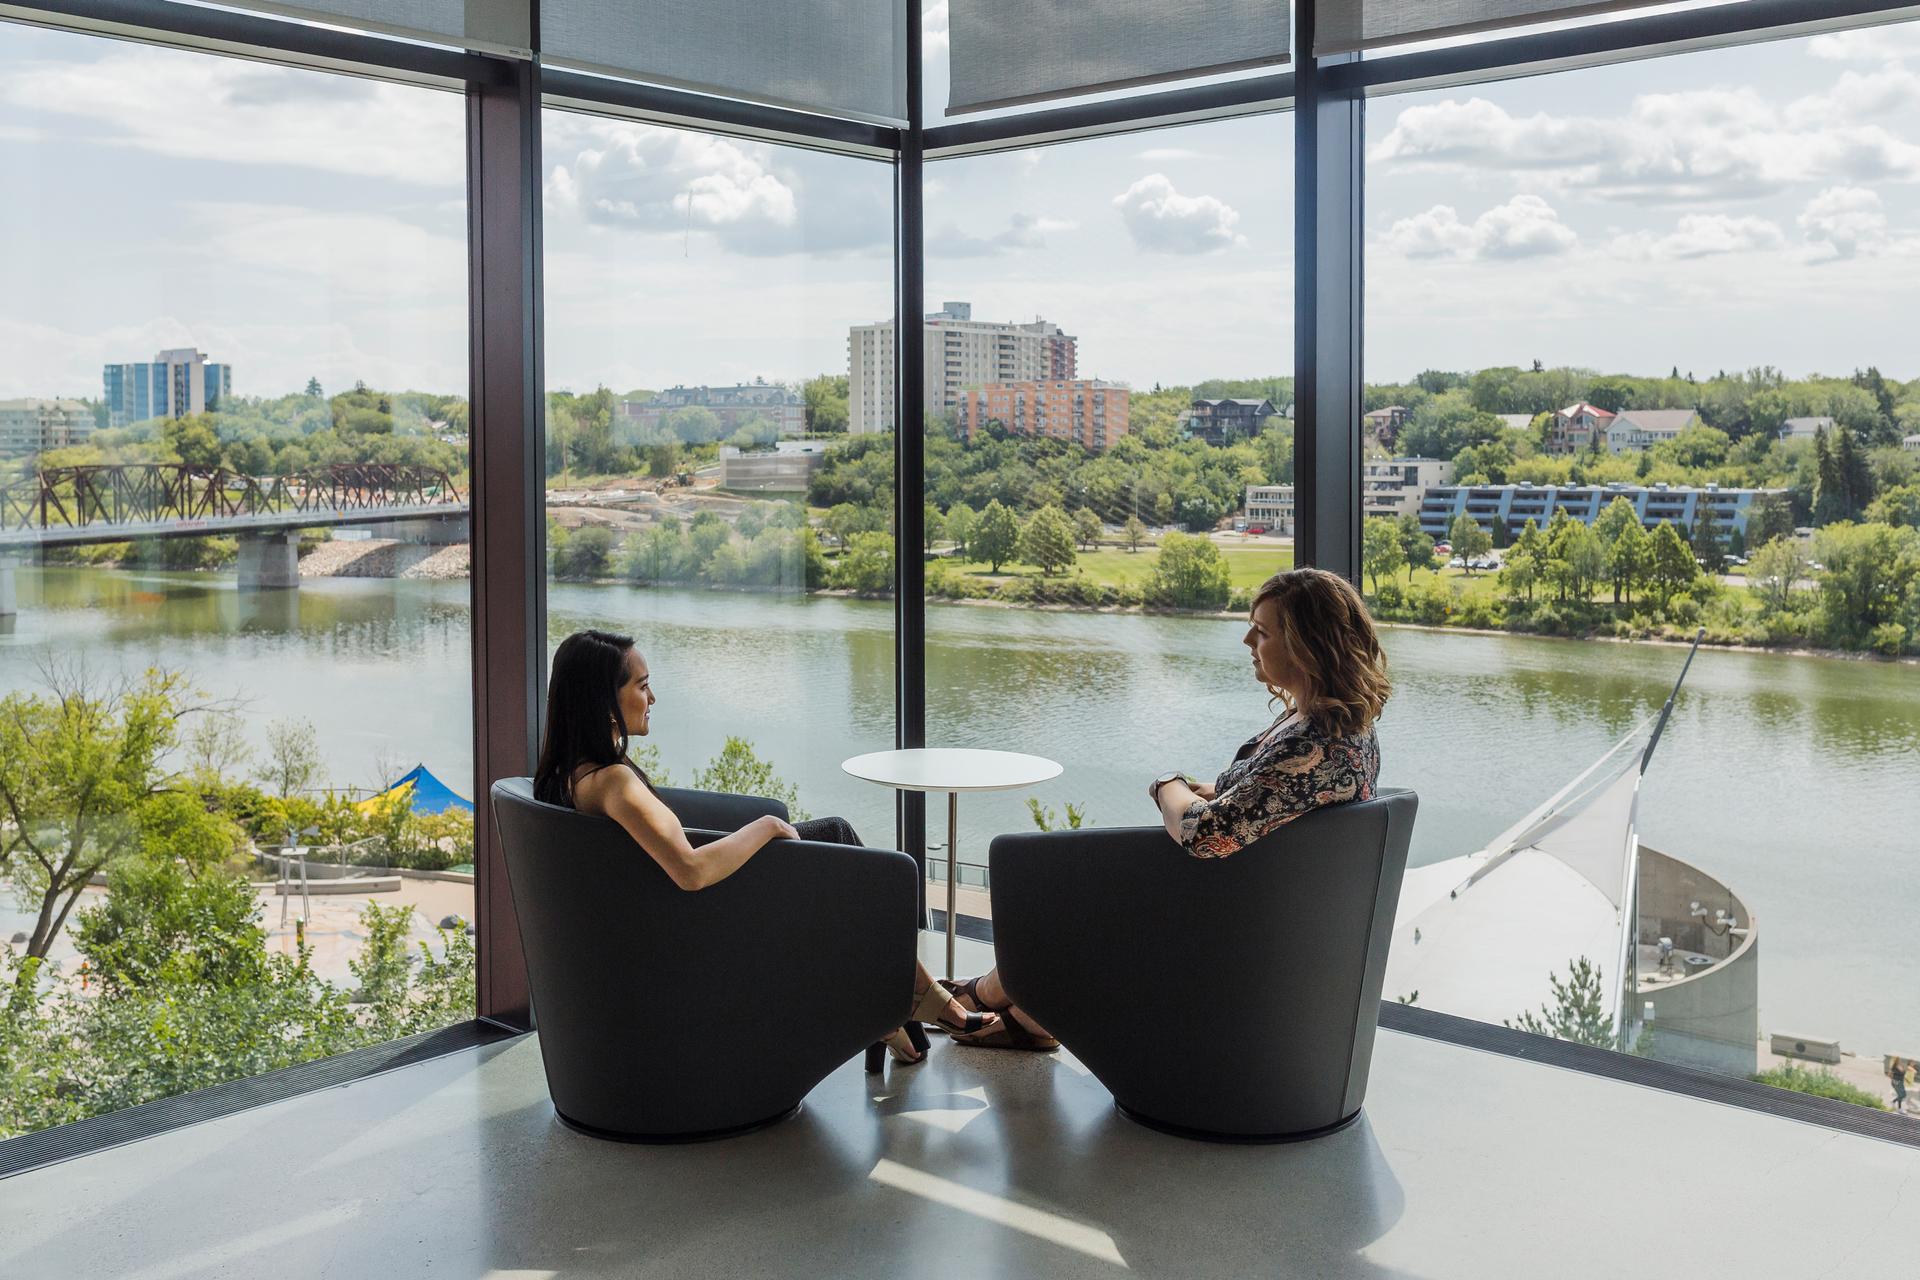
[1468,556,1498,571]
[1246,524,1268,535]
[1434,542,1452,555]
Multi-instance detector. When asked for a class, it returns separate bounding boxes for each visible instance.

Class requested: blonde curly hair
[1251,568,1391,737]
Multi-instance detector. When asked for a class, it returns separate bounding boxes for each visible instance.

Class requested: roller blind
[228,1,531,56]
[542,0,908,125]
[1317,0,1679,55]
[948,0,1290,116]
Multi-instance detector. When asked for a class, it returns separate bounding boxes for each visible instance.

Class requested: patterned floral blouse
[1177,713,1380,858]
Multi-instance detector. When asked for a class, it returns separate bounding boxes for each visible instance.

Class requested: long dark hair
[533,629,653,806]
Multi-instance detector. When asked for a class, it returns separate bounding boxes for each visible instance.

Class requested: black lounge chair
[987,788,1417,1142]
[488,777,919,1142]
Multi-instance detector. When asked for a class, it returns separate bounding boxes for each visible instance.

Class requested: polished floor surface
[5,935,1918,1279]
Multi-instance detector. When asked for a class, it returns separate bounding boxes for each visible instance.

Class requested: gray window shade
[948,0,1290,116]
[542,1,908,125]
[1317,0,1679,54]
[226,1,531,55]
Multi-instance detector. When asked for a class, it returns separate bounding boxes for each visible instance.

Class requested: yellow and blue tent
[358,764,473,816]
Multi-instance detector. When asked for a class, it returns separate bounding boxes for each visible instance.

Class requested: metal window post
[468,52,545,1032]
[894,0,929,911]
[1293,2,1364,582]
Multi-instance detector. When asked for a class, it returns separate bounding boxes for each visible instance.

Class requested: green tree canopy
[1019,505,1078,576]
[1148,532,1232,611]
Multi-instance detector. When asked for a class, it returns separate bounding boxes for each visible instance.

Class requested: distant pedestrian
[1892,1058,1909,1113]
[1905,1061,1916,1114]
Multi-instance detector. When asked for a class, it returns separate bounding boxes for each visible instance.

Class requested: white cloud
[1371,88,1920,203]
[1382,195,1575,261]
[1110,174,1244,254]
[0,47,463,185]
[1808,27,1920,62]
[1611,213,1787,260]
[1798,186,1889,259]
[927,212,1077,258]
[1786,65,1920,126]
[924,0,950,57]
[191,204,465,301]
[544,117,888,256]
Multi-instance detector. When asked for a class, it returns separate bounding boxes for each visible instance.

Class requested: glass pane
[0,27,473,1140]
[1365,25,1920,1103]
[920,117,1294,913]
[540,110,897,844]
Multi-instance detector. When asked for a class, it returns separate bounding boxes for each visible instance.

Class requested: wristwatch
[1150,771,1190,801]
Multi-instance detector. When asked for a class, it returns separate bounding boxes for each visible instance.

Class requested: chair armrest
[654,784,789,830]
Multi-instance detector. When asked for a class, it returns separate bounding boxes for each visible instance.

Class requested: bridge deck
[0,503,470,550]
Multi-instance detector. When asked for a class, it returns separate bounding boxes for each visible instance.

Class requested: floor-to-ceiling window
[539,109,898,839]
[0,24,475,1139]
[1363,20,1920,1099]
[915,116,1294,910]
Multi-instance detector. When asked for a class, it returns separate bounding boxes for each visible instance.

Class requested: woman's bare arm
[583,768,797,891]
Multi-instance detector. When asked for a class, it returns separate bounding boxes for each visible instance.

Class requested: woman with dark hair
[534,628,995,1064]
[944,567,1390,1051]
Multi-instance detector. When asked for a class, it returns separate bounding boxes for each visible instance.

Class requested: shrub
[1869,622,1910,656]
[1749,1064,1886,1110]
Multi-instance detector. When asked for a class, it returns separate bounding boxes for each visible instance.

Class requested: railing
[0,463,464,535]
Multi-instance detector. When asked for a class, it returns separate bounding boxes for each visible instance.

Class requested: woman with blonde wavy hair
[944,567,1390,1050]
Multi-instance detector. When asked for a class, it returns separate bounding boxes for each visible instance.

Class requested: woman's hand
[1191,781,1217,800]
[755,814,800,842]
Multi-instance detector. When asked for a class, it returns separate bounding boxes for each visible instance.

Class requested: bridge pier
[0,556,16,619]
[361,515,469,545]
[237,530,301,591]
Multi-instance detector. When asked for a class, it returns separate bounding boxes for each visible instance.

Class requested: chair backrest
[989,788,1416,1138]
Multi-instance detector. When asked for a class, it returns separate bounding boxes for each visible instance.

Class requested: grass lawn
[937,541,1295,590]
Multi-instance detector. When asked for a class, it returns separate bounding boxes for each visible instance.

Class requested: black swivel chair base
[1115,1102,1364,1145]
[554,1102,803,1145]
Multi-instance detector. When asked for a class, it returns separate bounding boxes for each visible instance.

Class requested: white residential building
[1780,416,1835,442]
[1365,457,1453,520]
[1903,434,1920,453]
[848,301,1076,435]
[0,398,95,456]
[1605,408,1696,452]
[1243,484,1295,534]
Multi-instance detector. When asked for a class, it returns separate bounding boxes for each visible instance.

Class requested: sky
[1,9,1917,403]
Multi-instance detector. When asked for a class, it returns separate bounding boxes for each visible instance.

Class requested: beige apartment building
[0,398,95,456]
[848,301,1076,434]
[1365,456,1453,520]
[958,379,1129,451]
[1244,484,1295,534]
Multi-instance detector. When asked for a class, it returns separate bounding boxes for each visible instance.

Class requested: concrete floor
[5,934,1919,1279]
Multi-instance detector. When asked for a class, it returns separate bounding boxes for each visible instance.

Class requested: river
[3,567,1916,1054]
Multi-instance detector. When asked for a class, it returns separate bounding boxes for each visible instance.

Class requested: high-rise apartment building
[958,379,1129,451]
[103,348,231,428]
[0,398,96,456]
[847,301,1076,435]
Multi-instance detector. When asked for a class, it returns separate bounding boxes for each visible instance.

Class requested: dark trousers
[794,816,864,848]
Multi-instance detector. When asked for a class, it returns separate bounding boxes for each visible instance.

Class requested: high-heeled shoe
[866,1025,926,1072]
[913,977,994,1036]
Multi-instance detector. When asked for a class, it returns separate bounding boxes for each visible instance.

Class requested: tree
[1813,426,1847,525]
[0,666,220,963]
[304,377,324,398]
[185,709,254,779]
[1362,518,1406,594]
[973,499,1021,572]
[944,503,977,558]
[1866,485,1920,530]
[1747,536,1809,615]
[802,374,850,434]
[1691,499,1723,566]
[1813,522,1920,640]
[1147,532,1232,611]
[553,524,614,579]
[1648,522,1698,607]
[693,737,806,820]
[1019,505,1078,576]
[834,530,895,595]
[1073,507,1103,551]
[1747,492,1796,547]
[824,502,878,547]
[1396,513,1435,583]
[259,717,325,800]
[1506,957,1619,1050]
[923,501,945,553]
[1449,513,1492,572]
[1606,518,1651,604]
[1123,514,1148,553]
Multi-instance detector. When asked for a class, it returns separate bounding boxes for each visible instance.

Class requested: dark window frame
[0,0,1913,1150]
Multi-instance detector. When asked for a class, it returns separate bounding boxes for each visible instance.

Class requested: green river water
[3,567,1915,1052]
